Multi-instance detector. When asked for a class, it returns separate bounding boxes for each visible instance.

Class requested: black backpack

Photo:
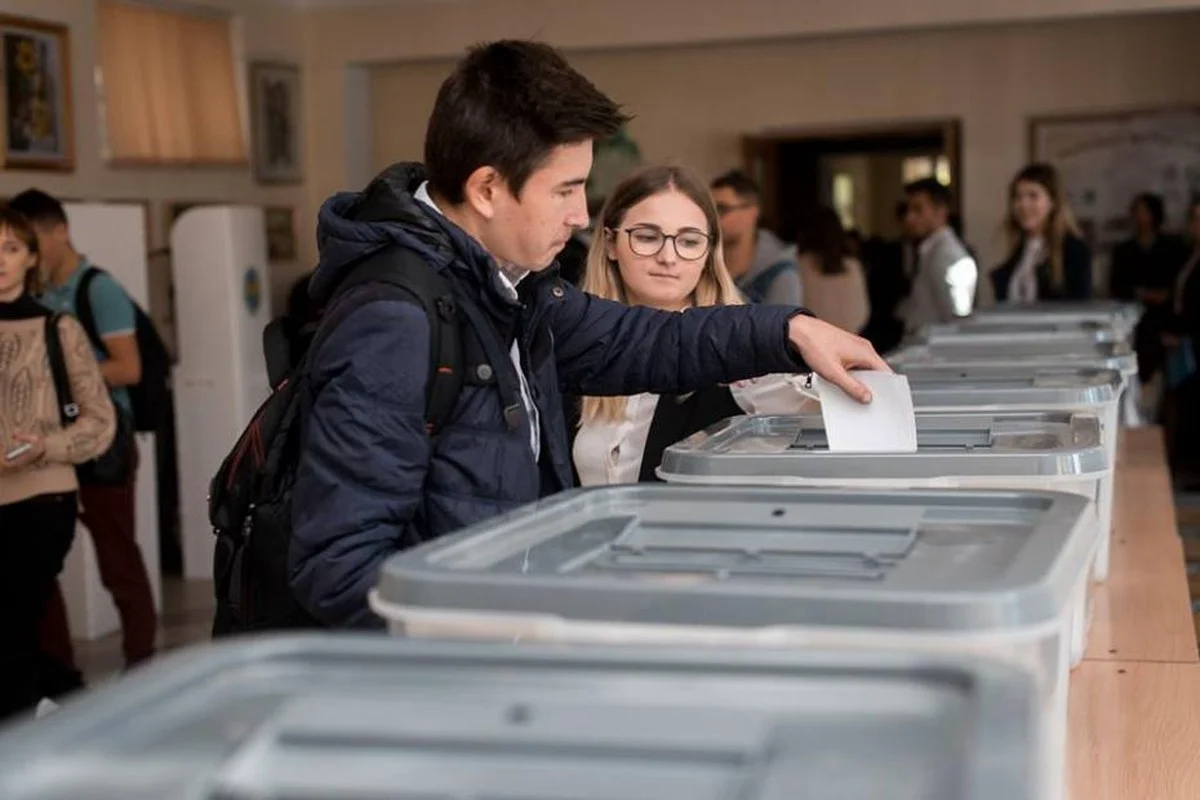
[75,266,172,432]
[207,245,464,636]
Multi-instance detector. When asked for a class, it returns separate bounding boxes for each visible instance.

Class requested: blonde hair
[580,164,743,425]
[1004,162,1081,292]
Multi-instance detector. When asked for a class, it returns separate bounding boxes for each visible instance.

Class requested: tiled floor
[74,577,215,686]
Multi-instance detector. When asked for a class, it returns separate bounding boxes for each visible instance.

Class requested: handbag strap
[43,313,81,427]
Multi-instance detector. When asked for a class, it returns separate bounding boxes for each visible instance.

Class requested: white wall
[369,12,1200,268]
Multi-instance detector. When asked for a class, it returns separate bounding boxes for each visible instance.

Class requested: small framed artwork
[250,61,302,185]
[0,14,73,171]
[264,206,296,262]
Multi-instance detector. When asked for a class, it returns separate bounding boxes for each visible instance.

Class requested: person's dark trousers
[37,584,86,698]
[76,466,158,666]
[0,493,77,723]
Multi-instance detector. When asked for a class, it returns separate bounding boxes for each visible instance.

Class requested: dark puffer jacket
[290,163,810,627]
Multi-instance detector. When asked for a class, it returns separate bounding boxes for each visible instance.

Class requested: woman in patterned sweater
[0,206,114,721]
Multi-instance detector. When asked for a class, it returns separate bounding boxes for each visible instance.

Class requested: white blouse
[1007,237,1045,305]
[573,374,819,486]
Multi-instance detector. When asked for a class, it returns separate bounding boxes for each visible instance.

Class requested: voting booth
[171,206,272,580]
[60,203,162,640]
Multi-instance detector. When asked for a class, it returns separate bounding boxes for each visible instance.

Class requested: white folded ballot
[808,370,919,453]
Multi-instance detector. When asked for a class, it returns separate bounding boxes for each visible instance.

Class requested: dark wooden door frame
[743,118,964,235]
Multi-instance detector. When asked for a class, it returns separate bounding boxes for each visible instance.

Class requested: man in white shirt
[900,178,977,333]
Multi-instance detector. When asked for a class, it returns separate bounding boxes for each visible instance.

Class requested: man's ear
[462,166,507,221]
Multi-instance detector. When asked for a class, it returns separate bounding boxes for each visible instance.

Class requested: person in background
[1164,199,1200,483]
[290,41,887,627]
[1109,192,1187,388]
[570,165,818,486]
[990,163,1092,304]
[8,189,159,679]
[709,170,803,305]
[796,206,870,334]
[285,269,321,327]
[899,178,977,333]
[859,201,912,354]
[0,206,115,720]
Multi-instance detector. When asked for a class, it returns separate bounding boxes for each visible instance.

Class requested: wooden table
[1069,428,1200,799]
[1083,428,1198,663]
[1069,661,1200,798]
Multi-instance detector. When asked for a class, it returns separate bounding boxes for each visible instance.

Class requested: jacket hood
[310,162,502,306]
[748,228,799,277]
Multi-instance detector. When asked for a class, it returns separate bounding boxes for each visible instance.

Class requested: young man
[8,190,158,675]
[291,40,888,628]
[899,178,977,333]
[709,170,803,305]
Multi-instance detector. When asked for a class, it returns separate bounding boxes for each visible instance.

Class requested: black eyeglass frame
[609,225,714,261]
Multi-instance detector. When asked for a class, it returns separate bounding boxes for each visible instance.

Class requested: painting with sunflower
[1,15,72,170]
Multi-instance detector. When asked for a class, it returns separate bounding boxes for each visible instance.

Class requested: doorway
[742,120,962,242]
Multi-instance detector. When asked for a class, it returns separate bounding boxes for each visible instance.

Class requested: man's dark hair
[8,188,67,227]
[1132,192,1166,230]
[425,40,629,205]
[710,169,761,202]
[904,178,952,209]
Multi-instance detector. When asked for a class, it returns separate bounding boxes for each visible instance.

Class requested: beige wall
[302,0,1200,244]
[0,0,308,308]
[369,12,1200,268]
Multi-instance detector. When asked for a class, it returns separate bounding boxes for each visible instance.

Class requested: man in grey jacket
[900,178,977,333]
[711,170,803,305]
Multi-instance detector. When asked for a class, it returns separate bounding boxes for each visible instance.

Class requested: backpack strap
[73,266,108,356]
[43,313,81,427]
[742,259,795,303]
[313,246,467,435]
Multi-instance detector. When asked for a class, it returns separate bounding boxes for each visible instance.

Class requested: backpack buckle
[503,403,523,430]
[435,296,457,321]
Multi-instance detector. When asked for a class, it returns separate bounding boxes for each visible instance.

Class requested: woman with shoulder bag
[0,206,115,721]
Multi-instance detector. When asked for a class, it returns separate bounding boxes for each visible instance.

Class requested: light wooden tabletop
[1084,428,1198,663]
[1069,660,1200,798]
[1069,427,1200,799]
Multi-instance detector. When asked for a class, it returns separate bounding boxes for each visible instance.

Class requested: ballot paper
[812,370,918,453]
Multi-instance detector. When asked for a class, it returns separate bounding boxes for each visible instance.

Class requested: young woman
[991,163,1092,304]
[0,206,115,720]
[571,165,816,486]
[1110,192,1189,387]
[797,206,870,334]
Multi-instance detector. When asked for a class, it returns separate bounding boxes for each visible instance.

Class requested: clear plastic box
[0,634,1044,800]
[371,485,1096,799]
[898,366,1122,580]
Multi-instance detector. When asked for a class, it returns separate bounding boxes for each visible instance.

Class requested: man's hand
[787,315,891,403]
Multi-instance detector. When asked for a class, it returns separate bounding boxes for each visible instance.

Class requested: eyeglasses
[616,226,712,261]
[715,201,755,217]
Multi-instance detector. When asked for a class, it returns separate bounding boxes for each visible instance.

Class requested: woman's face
[1132,200,1156,235]
[0,226,36,302]
[606,189,713,311]
[1012,180,1054,236]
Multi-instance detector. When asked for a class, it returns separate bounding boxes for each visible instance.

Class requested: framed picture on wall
[264,206,296,262]
[1029,106,1200,253]
[0,14,73,171]
[250,61,302,185]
